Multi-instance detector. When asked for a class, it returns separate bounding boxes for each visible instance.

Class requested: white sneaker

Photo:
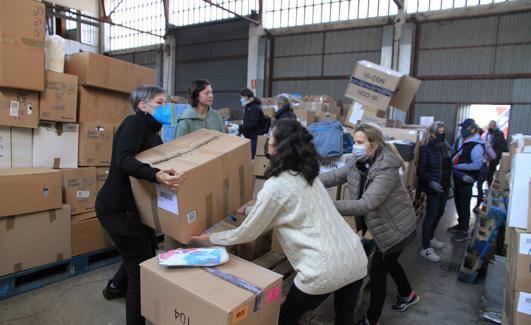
[420,247,441,262]
[430,238,445,249]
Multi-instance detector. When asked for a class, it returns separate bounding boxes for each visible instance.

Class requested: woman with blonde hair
[320,123,418,325]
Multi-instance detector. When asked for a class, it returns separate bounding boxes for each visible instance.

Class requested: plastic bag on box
[158,246,230,267]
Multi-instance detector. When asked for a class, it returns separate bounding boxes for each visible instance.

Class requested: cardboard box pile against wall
[71,212,113,256]
[61,168,97,215]
[77,86,132,124]
[507,228,531,293]
[96,167,109,192]
[0,88,40,129]
[140,254,283,325]
[0,127,33,168]
[78,122,114,167]
[507,153,531,230]
[130,129,253,243]
[32,122,79,169]
[39,71,78,122]
[0,205,71,276]
[0,0,45,91]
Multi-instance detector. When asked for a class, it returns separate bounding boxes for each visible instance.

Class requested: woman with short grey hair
[96,85,185,325]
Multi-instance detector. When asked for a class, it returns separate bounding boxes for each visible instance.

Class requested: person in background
[486,120,508,186]
[447,118,485,242]
[97,85,185,325]
[320,123,418,325]
[174,79,224,137]
[192,119,368,325]
[417,122,452,262]
[274,93,297,121]
[473,128,497,213]
[238,88,270,158]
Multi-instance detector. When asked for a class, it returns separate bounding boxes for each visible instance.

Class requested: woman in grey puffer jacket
[320,123,418,325]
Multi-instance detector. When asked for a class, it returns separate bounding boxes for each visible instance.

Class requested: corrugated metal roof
[509,105,531,135]
[419,16,497,49]
[413,103,458,141]
[497,11,531,43]
[418,47,495,76]
[323,52,381,75]
[324,27,382,53]
[495,44,531,74]
[274,33,325,56]
[416,79,515,103]
[512,79,531,102]
[272,55,323,78]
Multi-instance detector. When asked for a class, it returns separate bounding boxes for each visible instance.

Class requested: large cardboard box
[0,0,45,91]
[256,135,268,157]
[96,167,109,192]
[320,154,353,174]
[130,129,253,243]
[294,108,316,127]
[39,71,78,122]
[345,60,421,112]
[0,168,62,217]
[508,153,531,230]
[66,52,155,94]
[78,122,114,166]
[0,126,11,168]
[11,127,32,167]
[61,168,97,215]
[141,255,283,325]
[78,86,132,124]
[253,156,269,177]
[0,205,71,276]
[32,122,79,168]
[71,212,112,256]
[500,152,512,175]
[509,228,531,293]
[0,88,39,128]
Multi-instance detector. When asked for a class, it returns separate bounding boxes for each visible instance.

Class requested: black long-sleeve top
[96,111,162,211]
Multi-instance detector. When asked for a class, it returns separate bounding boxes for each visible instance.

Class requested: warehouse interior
[1,1,531,325]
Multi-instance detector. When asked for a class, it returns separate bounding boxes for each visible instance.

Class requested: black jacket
[239,101,268,138]
[488,128,508,160]
[274,104,296,120]
[97,111,162,211]
[417,139,452,193]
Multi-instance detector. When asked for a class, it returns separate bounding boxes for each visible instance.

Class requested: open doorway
[468,105,510,137]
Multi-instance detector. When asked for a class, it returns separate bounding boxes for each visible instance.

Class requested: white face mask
[352,144,366,157]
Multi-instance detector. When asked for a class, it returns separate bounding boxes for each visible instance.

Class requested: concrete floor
[0,198,489,325]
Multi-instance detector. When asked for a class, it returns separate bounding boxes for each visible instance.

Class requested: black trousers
[487,158,500,187]
[279,279,363,325]
[96,201,157,325]
[422,189,449,249]
[476,163,489,208]
[366,248,412,325]
[453,180,474,232]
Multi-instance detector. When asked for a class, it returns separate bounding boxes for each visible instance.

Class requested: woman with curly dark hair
[192,119,368,325]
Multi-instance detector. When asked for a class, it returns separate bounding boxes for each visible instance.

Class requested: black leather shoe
[102,280,126,300]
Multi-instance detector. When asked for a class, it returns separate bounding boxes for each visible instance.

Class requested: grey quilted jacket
[319,145,416,253]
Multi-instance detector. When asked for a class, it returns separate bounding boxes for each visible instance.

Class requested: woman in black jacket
[96,85,185,325]
[417,121,452,263]
[238,88,269,158]
[274,93,297,120]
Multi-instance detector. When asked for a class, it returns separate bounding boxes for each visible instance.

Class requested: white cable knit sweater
[210,171,368,295]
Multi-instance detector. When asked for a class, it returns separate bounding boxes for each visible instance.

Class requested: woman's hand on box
[190,233,211,242]
[156,168,185,190]
[236,205,248,215]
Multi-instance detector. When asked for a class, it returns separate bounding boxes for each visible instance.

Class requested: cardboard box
[508,153,531,230]
[0,126,11,168]
[0,205,71,276]
[141,254,283,325]
[0,0,45,91]
[509,228,531,292]
[320,154,353,174]
[500,152,512,175]
[78,122,114,167]
[514,291,531,325]
[345,60,421,112]
[96,167,109,192]
[71,212,112,256]
[256,135,268,157]
[65,52,155,94]
[0,168,62,217]
[0,88,39,128]
[77,86,132,124]
[294,108,316,127]
[262,107,276,118]
[316,112,337,123]
[11,127,32,167]
[39,71,78,122]
[253,156,269,177]
[130,129,253,243]
[32,122,79,169]
[61,168,97,215]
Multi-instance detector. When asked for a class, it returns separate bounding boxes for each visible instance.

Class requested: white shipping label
[156,184,179,215]
[76,190,90,198]
[9,101,19,117]
[349,102,364,125]
[517,292,531,316]
[186,210,197,224]
[519,233,531,255]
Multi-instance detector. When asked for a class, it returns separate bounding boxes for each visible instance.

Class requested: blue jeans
[250,136,257,159]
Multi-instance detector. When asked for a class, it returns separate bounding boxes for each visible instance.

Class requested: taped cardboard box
[61,168,97,215]
[0,0,45,91]
[508,153,531,230]
[141,254,283,325]
[500,152,512,175]
[78,122,114,167]
[78,86,132,124]
[505,289,531,325]
[253,156,269,177]
[0,126,11,168]
[0,205,71,276]
[32,122,79,169]
[130,129,253,243]
[508,228,531,292]
[0,168,62,217]
[345,60,421,112]
[66,52,155,94]
[294,108,316,127]
[71,211,113,256]
[96,167,109,192]
[11,127,32,167]
[39,71,78,122]
[0,88,39,128]
[256,135,268,156]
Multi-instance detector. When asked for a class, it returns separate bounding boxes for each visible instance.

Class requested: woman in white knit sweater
[192,119,368,325]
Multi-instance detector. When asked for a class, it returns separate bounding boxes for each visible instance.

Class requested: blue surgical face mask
[151,103,173,125]
[352,144,366,157]
[240,97,247,106]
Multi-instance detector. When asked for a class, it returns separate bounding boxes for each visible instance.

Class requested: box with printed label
[345,60,421,112]
[71,212,113,256]
[253,156,269,177]
[39,71,78,122]
[32,122,79,169]
[0,126,11,168]
[508,228,531,292]
[0,0,45,91]
[0,88,39,128]
[0,205,71,277]
[130,129,253,243]
[66,52,155,94]
[78,122,114,167]
[77,86,132,124]
[61,168,97,215]
[96,167,109,192]
[0,168,62,217]
[505,289,531,325]
[141,254,282,325]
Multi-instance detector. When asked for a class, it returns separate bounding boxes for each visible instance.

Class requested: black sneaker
[452,231,468,242]
[472,206,480,214]
[447,224,462,233]
[102,280,126,300]
[391,292,419,312]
